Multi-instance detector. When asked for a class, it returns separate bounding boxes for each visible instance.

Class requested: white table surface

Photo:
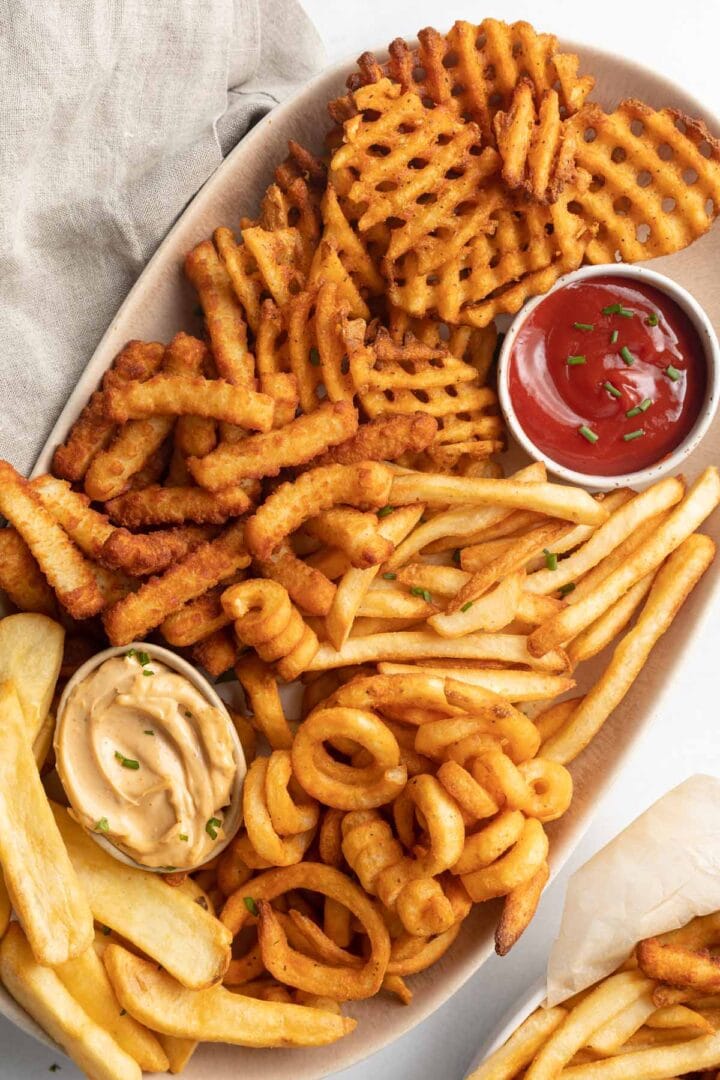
[2,1,719,1076]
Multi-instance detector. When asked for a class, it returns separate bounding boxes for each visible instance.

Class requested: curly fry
[222,579,319,681]
[293,707,407,809]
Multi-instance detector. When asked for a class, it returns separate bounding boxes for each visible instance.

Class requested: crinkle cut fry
[256,540,337,618]
[188,401,358,489]
[105,483,256,528]
[309,413,438,468]
[569,99,720,263]
[244,462,394,562]
[213,227,265,336]
[102,521,251,646]
[52,340,164,483]
[84,332,210,501]
[0,461,104,620]
[184,239,255,388]
[0,528,57,616]
[102,374,274,432]
[100,525,216,578]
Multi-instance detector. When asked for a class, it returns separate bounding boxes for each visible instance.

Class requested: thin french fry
[379,662,575,701]
[307,631,570,672]
[524,971,653,1080]
[542,533,715,763]
[529,469,720,657]
[525,479,684,596]
[389,472,608,526]
[444,521,576,617]
[384,462,547,570]
[561,1028,720,1080]
[567,572,656,666]
[467,1004,567,1080]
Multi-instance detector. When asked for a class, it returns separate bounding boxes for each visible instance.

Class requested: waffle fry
[569,99,720,264]
[494,81,577,203]
[331,79,501,270]
[389,187,592,327]
[333,19,594,144]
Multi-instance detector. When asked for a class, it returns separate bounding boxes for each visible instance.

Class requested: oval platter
[4,36,719,1080]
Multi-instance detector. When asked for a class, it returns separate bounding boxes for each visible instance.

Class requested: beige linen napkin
[0,0,324,472]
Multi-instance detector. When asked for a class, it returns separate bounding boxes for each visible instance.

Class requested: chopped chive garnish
[559,583,576,596]
[618,307,634,317]
[137,651,151,666]
[460,601,473,612]
[377,505,394,518]
[114,752,140,770]
[665,364,681,381]
[646,312,659,326]
[578,425,599,444]
[573,322,594,331]
[142,668,154,676]
[452,548,461,564]
[95,818,110,833]
[623,429,645,442]
[179,833,189,842]
[126,648,136,658]
[309,346,320,366]
[383,572,397,580]
[244,896,259,917]
[567,355,586,366]
[206,817,222,841]
[49,1066,61,1073]
[619,346,636,366]
[604,381,622,399]
[543,549,558,572]
[626,398,653,418]
[143,729,155,735]
[411,587,433,603]
[602,303,634,317]
[610,329,619,345]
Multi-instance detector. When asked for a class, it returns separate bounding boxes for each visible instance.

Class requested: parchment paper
[546,774,720,1006]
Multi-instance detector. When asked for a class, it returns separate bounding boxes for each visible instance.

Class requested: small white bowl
[497,263,720,491]
[55,642,246,873]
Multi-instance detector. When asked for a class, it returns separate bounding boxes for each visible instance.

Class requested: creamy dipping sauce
[56,654,236,869]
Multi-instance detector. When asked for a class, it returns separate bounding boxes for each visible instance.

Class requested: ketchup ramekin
[497,263,720,491]
[55,642,246,874]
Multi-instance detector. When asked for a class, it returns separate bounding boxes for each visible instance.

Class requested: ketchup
[507,276,706,476]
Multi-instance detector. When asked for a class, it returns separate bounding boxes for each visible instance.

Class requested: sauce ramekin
[497,263,720,491]
[55,642,246,874]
